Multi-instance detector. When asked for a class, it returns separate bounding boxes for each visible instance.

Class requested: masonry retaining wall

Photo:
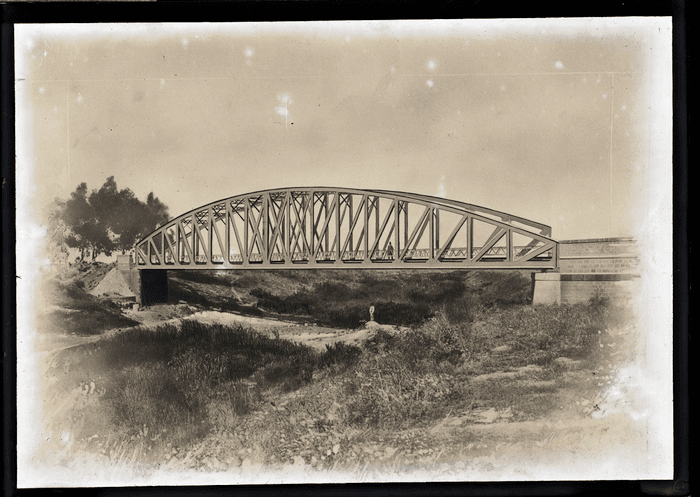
[533,237,640,305]
[117,255,142,304]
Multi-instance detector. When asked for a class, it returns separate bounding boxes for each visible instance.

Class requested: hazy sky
[16,20,672,241]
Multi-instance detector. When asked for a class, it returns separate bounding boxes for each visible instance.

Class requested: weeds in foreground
[42,282,631,476]
[96,321,361,434]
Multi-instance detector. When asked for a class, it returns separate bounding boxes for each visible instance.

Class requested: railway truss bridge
[134,187,559,271]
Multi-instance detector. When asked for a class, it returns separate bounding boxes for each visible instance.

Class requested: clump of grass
[100,321,364,441]
[495,301,629,361]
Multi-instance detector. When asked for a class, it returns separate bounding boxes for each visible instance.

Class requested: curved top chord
[134,187,558,270]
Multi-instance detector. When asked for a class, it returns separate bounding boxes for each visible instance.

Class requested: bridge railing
[158,246,553,265]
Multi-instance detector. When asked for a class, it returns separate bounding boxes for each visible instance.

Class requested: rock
[475,408,499,423]
[227,455,242,467]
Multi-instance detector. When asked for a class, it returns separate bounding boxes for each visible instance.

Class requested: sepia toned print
[15,20,673,486]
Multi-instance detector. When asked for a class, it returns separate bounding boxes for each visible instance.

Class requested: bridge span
[134,187,559,271]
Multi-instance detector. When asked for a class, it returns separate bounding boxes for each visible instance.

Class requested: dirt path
[119,304,396,350]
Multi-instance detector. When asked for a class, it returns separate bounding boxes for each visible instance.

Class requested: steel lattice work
[134,187,559,270]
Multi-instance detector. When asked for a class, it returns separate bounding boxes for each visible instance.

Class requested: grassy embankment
[37,269,632,476]
[170,269,533,327]
[37,278,141,339]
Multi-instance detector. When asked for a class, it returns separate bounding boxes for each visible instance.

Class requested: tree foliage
[59,177,170,261]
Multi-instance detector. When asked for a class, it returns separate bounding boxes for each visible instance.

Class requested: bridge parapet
[558,237,638,274]
[533,237,640,305]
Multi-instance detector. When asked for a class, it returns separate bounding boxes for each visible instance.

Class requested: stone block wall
[558,237,638,274]
[533,237,640,305]
[559,274,639,305]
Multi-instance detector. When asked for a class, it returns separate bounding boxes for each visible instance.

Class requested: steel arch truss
[134,188,559,270]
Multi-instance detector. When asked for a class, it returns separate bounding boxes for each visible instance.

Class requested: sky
[15,19,672,246]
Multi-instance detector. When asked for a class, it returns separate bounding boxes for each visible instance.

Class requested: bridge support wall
[532,237,639,305]
[117,255,141,304]
[118,255,169,306]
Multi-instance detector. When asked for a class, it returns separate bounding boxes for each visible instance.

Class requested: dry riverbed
[122,303,401,350]
[29,302,655,485]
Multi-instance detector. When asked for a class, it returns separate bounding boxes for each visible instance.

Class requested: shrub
[478,271,532,306]
[250,288,314,315]
[362,329,398,354]
[344,353,453,429]
[406,278,466,304]
[254,360,302,388]
[312,281,357,302]
[372,300,434,326]
[326,305,366,329]
[317,341,362,370]
[38,280,140,335]
[110,364,190,430]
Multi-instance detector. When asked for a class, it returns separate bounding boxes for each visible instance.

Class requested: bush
[477,271,532,306]
[250,288,315,315]
[406,277,466,304]
[317,342,362,370]
[110,364,190,430]
[344,353,453,429]
[103,321,325,434]
[312,281,357,302]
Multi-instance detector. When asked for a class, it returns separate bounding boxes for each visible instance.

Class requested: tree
[61,183,104,262]
[145,192,170,232]
[59,177,172,259]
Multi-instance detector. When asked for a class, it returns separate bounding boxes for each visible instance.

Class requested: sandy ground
[121,304,397,350]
